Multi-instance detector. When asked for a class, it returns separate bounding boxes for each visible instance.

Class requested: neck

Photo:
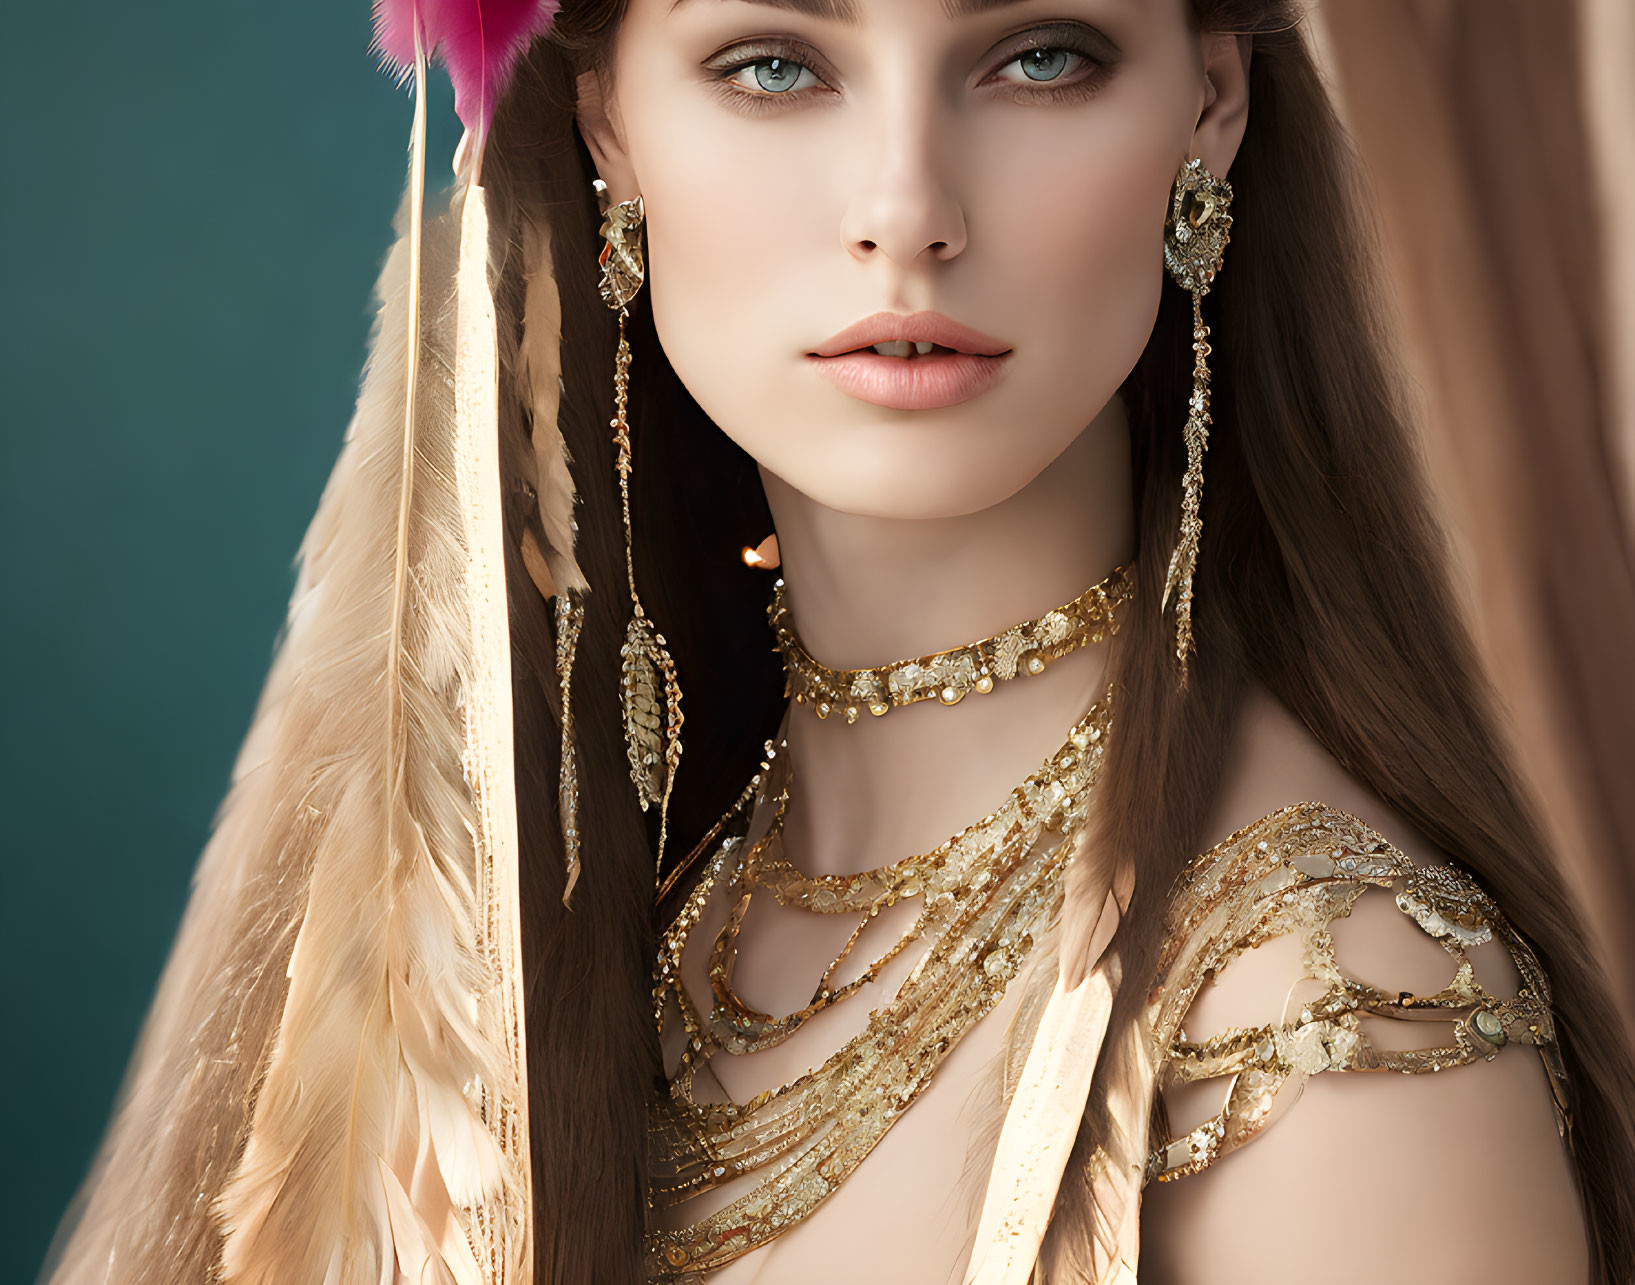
[759,396,1135,877]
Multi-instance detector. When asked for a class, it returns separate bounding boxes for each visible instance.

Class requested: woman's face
[579,0,1244,519]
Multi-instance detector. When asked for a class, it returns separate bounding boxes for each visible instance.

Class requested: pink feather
[372,0,562,146]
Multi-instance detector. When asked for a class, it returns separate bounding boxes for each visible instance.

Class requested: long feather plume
[211,30,532,1281]
[378,0,586,903]
[39,10,553,1283]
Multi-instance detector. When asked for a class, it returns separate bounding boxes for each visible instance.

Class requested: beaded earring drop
[1160,156,1234,684]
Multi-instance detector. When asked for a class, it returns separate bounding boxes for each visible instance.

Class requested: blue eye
[752,57,805,93]
[1016,48,1071,82]
[719,53,822,97]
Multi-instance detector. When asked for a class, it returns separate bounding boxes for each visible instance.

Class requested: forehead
[667,0,1149,24]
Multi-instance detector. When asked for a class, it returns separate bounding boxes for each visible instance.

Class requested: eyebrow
[668,0,1046,23]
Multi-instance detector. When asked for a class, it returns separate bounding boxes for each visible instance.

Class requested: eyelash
[707,30,1113,113]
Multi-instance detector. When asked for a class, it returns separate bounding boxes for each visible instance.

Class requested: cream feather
[39,48,533,1285]
[514,202,590,902]
[966,844,1141,1285]
[1082,1022,1154,1285]
[516,211,587,603]
[966,899,1123,1284]
[208,55,531,1283]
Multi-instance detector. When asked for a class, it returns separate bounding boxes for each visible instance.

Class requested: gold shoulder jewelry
[1144,803,1566,1183]
[771,563,1134,722]
[1161,157,1232,683]
[647,693,1116,1277]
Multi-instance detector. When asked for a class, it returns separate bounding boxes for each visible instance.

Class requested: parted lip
[810,311,1012,358]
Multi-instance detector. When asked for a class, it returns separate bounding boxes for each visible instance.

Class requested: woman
[40,0,1635,1281]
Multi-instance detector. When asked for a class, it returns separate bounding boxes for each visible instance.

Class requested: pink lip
[811,311,1011,358]
[806,310,1013,411]
[806,349,1013,411]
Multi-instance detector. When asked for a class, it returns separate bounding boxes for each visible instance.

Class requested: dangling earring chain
[597,183,685,876]
[1162,290,1212,675]
[1160,156,1233,685]
[771,564,1134,722]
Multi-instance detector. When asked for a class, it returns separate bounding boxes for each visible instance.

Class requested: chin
[758,419,1066,521]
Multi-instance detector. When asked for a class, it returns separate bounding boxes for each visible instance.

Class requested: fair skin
[576,0,1588,1279]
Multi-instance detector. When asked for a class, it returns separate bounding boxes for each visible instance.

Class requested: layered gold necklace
[646,575,1130,1280]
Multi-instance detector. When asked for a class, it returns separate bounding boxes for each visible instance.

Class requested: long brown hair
[479,2,1635,1279]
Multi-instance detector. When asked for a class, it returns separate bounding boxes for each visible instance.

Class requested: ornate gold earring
[596,179,684,876]
[1160,156,1233,685]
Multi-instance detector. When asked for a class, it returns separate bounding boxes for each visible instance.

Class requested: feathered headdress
[39,5,573,1282]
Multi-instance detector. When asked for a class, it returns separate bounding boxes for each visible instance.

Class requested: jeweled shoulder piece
[1141,802,1569,1185]
[771,563,1134,722]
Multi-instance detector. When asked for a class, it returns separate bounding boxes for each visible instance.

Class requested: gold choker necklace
[770,563,1134,722]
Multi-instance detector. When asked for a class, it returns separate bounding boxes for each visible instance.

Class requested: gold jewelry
[1143,803,1564,1184]
[647,693,1115,1277]
[705,785,936,1055]
[1161,157,1233,684]
[770,563,1134,722]
[554,592,587,901]
[596,180,684,873]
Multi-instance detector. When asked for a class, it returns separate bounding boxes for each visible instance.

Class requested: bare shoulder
[1137,685,1588,1285]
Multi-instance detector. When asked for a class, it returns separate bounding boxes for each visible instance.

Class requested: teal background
[1,4,459,1277]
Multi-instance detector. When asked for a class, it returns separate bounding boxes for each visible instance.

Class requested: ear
[1190,33,1251,178]
[575,69,641,201]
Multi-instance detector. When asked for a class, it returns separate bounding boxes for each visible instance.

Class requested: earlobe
[1190,33,1252,179]
[575,69,639,200]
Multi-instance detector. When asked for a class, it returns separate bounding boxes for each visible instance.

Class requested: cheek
[623,78,842,409]
[974,109,1178,418]
[638,115,877,511]
[642,167,827,415]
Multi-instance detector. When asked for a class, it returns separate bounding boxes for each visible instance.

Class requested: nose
[839,95,968,268]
